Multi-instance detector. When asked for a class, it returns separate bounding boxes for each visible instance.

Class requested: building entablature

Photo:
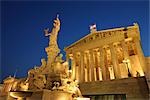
[65,23,140,54]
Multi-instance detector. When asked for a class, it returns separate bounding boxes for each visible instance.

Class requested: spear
[56,14,59,19]
[13,69,18,78]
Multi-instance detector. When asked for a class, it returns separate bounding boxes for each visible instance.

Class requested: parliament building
[65,23,150,100]
[0,19,149,100]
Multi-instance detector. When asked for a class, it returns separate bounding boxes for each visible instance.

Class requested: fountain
[1,15,90,100]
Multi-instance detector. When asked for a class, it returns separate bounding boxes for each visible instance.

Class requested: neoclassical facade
[65,23,146,83]
[0,20,149,99]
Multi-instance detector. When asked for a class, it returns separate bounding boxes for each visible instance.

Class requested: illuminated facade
[0,18,149,100]
[65,23,149,99]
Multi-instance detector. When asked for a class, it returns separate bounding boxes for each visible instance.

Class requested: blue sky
[1,1,149,83]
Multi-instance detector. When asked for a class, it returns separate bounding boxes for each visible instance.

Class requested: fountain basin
[9,91,33,99]
[74,97,90,100]
[42,90,73,100]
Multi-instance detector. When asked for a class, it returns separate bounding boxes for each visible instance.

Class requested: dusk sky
[1,1,149,83]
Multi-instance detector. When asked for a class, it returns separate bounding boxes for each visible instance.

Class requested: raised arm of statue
[52,16,60,34]
[44,15,60,37]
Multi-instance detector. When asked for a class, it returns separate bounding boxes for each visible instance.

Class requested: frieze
[65,25,138,52]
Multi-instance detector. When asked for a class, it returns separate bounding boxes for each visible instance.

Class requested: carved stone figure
[40,58,47,68]
[44,15,60,46]
[44,15,61,68]
[32,75,46,90]
[51,78,82,98]
[10,78,29,91]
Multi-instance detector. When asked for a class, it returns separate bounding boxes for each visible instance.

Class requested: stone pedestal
[42,90,73,100]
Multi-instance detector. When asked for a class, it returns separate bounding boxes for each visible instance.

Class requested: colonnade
[67,38,145,83]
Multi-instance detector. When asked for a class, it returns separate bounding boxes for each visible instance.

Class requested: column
[94,68,97,81]
[87,51,92,81]
[93,50,97,81]
[76,66,79,81]
[80,52,84,82]
[98,67,103,80]
[89,50,95,81]
[100,48,107,80]
[134,38,145,76]
[109,44,121,79]
[75,53,80,81]
[84,68,88,82]
[88,52,92,81]
[97,50,102,81]
[84,52,89,82]
[103,46,111,80]
[109,65,115,80]
[121,41,132,77]
[71,54,76,80]
[121,41,129,59]
[78,53,81,82]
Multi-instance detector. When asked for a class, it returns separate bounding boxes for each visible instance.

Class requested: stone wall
[145,57,150,80]
[80,77,149,100]
[145,57,150,97]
